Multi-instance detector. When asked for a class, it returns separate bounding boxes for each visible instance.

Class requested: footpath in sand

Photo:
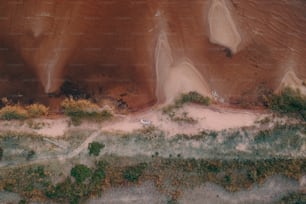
[102,104,265,137]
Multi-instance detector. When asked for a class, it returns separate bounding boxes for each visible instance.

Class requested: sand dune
[155,29,210,104]
[208,0,241,53]
[0,0,306,108]
[277,70,306,95]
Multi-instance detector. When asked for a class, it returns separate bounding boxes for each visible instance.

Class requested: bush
[61,98,112,125]
[88,141,105,156]
[267,87,306,120]
[26,104,49,117]
[26,150,36,160]
[123,163,147,182]
[71,164,92,183]
[177,91,211,106]
[162,92,209,123]
[0,105,28,120]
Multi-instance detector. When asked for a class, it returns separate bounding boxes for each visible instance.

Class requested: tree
[26,150,35,160]
[88,142,105,156]
[123,163,147,182]
[70,164,92,183]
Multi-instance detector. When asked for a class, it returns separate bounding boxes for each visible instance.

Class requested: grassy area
[0,105,28,120]
[266,87,306,121]
[0,104,49,121]
[26,104,49,118]
[61,98,112,125]
[177,91,211,106]
[1,156,305,204]
[162,92,210,123]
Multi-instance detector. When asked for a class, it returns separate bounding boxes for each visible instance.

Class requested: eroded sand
[208,0,241,53]
[155,30,211,104]
[277,70,306,95]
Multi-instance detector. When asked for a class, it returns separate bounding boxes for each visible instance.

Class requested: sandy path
[0,105,265,168]
[102,104,264,136]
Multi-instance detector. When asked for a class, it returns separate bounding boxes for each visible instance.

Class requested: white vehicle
[140,119,152,126]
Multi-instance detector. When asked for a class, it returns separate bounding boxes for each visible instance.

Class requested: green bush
[177,91,211,106]
[26,150,36,160]
[70,164,92,183]
[88,141,105,156]
[162,92,210,122]
[123,163,147,182]
[268,87,306,120]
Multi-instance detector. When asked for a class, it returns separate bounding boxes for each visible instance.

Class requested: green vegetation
[0,157,305,203]
[177,91,211,106]
[266,87,306,121]
[162,92,210,123]
[172,112,197,124]
[88,141,105,156]
[46,161,107,204]
[26,150,36,160]
[123,162,147,182]
[61,98,112,125]
[26,104,49,117]
[70,164,92,183]
[0,105,28,120]
[278,192,306,204]
[0,103,49,120]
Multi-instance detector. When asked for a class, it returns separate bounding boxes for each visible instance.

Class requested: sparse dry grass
[0,105,28,120]
[26,104,49,118]
[0,104,49,120]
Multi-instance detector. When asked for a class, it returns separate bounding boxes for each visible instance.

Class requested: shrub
[88,141,105,156]
[123,163,147,182]
[26,150,36,160]
[0,105,28,120]
[162,92,210,122]
[71,164,92,183]
[26,104,49,117]
[177,91,211,106]
[61,98,100,116]
[267,87,306,120]
[61,98,112,125]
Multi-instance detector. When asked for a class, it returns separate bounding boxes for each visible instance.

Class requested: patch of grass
[278,192,306,204]
[267,87,306,121]
[123,162,147,182]
[177,91,211,106]
[162,92,210,123]
[1,157,305,203]
[172,112,197,124]
[61,98,112,125]
[45,161,108,204]
[0,105,28,120]
[254,124,305,150]
[26,104,49,117]
[0,103,49,120]
[88,141,105,156]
